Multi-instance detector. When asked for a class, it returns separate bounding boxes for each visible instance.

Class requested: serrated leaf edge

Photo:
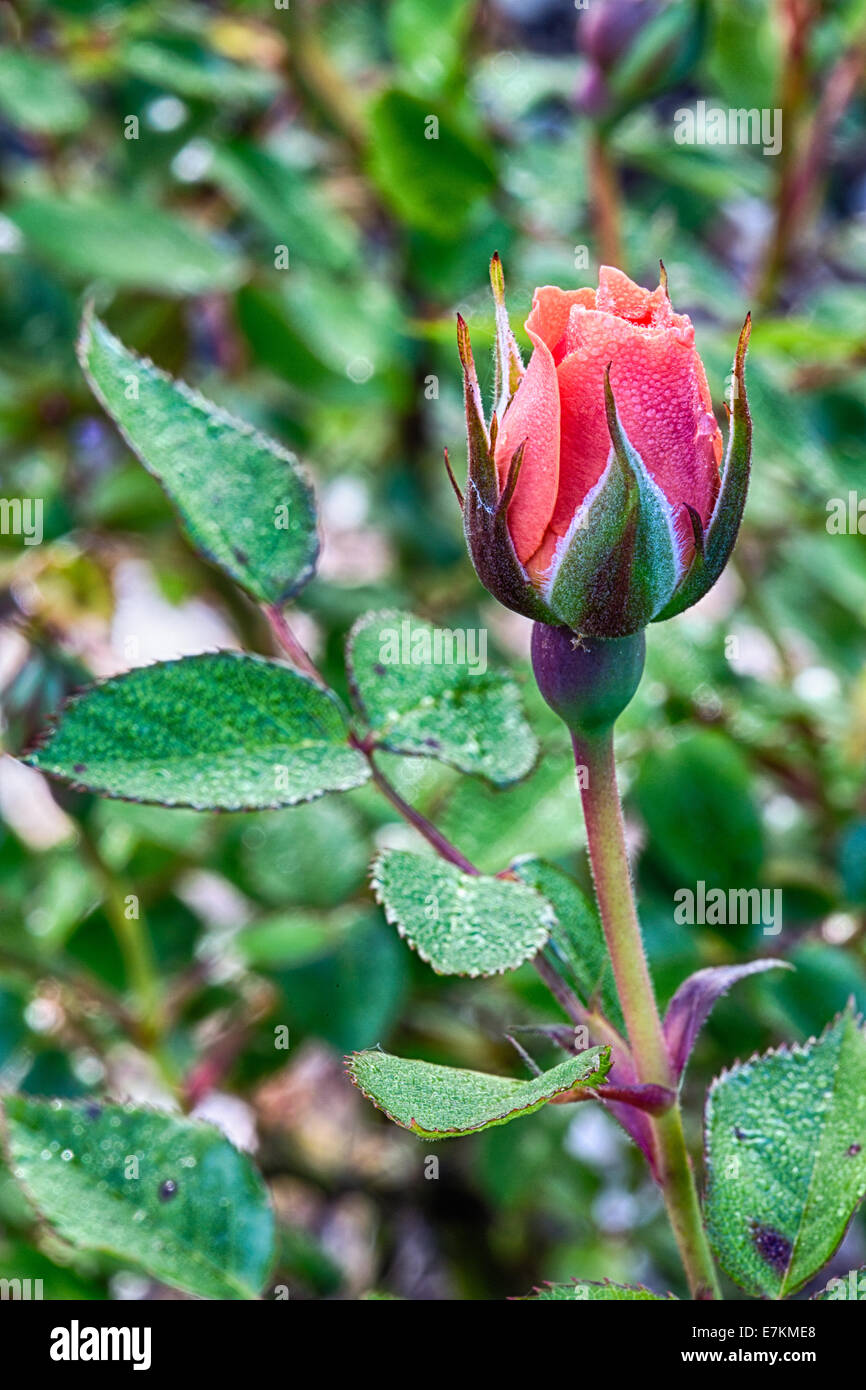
[78,308,320,605]
[517,1276,677,1301]
[344,1044,611,1139]
[704,1001,865,1298]
[22,650,369,811]
[370,848,553,977]
[344,607,538,787]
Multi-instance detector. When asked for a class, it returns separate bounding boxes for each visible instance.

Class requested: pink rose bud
[455,258,751,638]
[577,0,659,72]
[574,62,611,119]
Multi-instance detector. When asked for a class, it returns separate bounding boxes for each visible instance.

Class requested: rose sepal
[456,312,560,625]
[543,368,684,638]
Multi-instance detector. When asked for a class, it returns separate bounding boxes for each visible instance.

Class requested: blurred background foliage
[0,0,865,1300]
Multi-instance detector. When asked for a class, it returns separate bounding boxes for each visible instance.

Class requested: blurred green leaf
[706,0,781,112]
[0,50,88,135]
[634,731,763,889]
[276,911,407,1052]
[3,1097,274,1299]
[438,750,582,870]
[0,1236,105,1300]
[763,942,866,1039]
[238,800,368,908]
[0,988,27,1070]
[840,822,866,906]
[387,0,474,92]
[8,196,245,296]
[121,39,280,105]
[237,910,346,969]
[209,142,360,272]
[235,284,341,393]
[366,88,496,237]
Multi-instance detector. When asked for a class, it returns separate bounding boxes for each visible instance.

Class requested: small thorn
[443,448,464,509]
[658,259,670,300]
[505,1033,543,1077]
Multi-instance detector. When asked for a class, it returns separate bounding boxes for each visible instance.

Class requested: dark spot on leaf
[84,1103,102,1120]
[734,1126,746,1140]
[73,762,87,773]
[424,737,441,749]
[749,1221,791,1273]
[233,548,248,565]
[373,663,386,676]
[848,1143,862,1156]
[159,1179,178,1201]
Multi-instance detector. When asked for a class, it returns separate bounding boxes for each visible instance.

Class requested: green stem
[79,827,165,1049]
[573,728,720,1300]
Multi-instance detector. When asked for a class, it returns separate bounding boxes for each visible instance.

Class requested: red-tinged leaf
[664,959,791,1080]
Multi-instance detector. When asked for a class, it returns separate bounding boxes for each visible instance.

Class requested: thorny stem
[572,729,721,1300]
[533,950,629,1062]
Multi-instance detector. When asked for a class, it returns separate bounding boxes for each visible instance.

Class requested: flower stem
[78,825,165,1050]
[589,128,623,267]
[363,753,479,875]
[264,604,323,684]
[572,728,720,1300]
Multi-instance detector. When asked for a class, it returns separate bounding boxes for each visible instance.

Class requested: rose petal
[536,307,722,575]
[527,286,596,362]
[596,265,675,327]
[495,330,561,564]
